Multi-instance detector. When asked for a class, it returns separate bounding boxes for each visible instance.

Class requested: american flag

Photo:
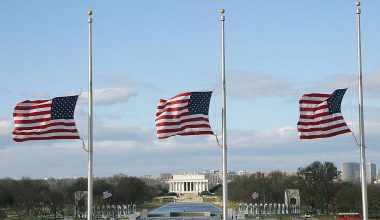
[155,91,214,139]
[252,191,259,200]
[13,95,80,142]
[103,190,112,199]
[297,89,351,139]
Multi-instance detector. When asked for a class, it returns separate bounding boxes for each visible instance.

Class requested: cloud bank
[80,88,137,105]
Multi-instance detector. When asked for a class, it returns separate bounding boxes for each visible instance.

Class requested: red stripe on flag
[156,124,212,134]
[13,110,52,117]
[14,117,51,124]
[13,129,79,136]
[14,103,52,111]
[297,123,349,132]
[155,112,190,121]
[299,129,351,139]
[156,117,210,127]
[13,135,81,142]
[297,116,345,126]
[157,99,189,110]
[299,111,330,119]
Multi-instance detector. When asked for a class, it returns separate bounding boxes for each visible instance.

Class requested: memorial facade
[168,174,208,193]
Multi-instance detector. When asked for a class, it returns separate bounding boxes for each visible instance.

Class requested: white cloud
[101,75,160,92]
[228,126,298,149]
[365,70,380,98]
[303,71,380,99]
[96,140,138,151]
[228,72,297,99]
[224,70,380,101]
[0,88,12,94]
[80,88,137,105]
[0,119,12,135]
[1,119,379,178]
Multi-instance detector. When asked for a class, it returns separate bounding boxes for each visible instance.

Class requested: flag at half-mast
[103,189,112,199]
[13,95,80,142]
[297,88,351,139]
[155,91,214,139]
[252,191,259,200]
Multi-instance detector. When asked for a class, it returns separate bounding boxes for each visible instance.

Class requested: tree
[368,184,380,215]
[298,161,339,214]
[114,176,155,205]
[209,184,222,194]
[331,182,361,213]
[228,171,291,203]
[67,178,87,218]
[48,189,65,219]
[228,175,254,202]
[0,179,15,208]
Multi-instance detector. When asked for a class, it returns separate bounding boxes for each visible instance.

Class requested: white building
[219,171,238,182]
[203,170,221,186]
[167,174,208,193]
[237,170,250,176]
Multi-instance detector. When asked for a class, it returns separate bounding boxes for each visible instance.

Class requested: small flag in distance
[252,191,259,200]
[155,91,214,139]
[297,88,351,139]
[103,190,112,199]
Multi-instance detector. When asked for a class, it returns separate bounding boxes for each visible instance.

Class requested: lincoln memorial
[167,174,208,193]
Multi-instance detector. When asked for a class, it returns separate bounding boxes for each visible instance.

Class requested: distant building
[167,174,208,193]
[284,189,300,207]
[253,172,265,178]
[341,162,376,184]
[160,173,173,181]
[224,171,238,182]
[366,163,376,184]
[285,171,297,177]
[341,162,360,183]
[284,189,301,214]
[202,170,221,186]
[237,170,250,176]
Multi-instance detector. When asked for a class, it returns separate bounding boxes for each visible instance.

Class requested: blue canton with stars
[188,92,212,115]
[51,95,79,119]
[327,89,347,114]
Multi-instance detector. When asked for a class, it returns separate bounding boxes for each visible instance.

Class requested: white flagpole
[87,10,94,220]
[220,9,228,220]
[355,2,368,220]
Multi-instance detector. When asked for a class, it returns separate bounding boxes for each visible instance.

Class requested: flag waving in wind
[103,190,112,199]
[297,89,351,139]
[155,91,214,139]
[13,95,80,142]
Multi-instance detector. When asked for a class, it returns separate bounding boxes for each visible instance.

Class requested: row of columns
[169,181,208,193]
[238,203,301,215]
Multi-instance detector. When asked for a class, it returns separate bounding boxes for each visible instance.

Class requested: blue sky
[0,1,379,179]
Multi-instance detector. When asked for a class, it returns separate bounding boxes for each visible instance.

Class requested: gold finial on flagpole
[220,9,225,14]
[88,10,93,16]
[356,1,361,14]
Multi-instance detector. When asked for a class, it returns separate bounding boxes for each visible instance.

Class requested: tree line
[2,161,380,218]
[226,161,380,218]
[0,174,168,218]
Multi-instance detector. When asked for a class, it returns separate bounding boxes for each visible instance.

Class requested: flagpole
[87,10,94,220]
[220,9,228,220]
[355,2,368,220]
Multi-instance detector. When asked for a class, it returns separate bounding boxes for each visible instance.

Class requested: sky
[0,1,379,179]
